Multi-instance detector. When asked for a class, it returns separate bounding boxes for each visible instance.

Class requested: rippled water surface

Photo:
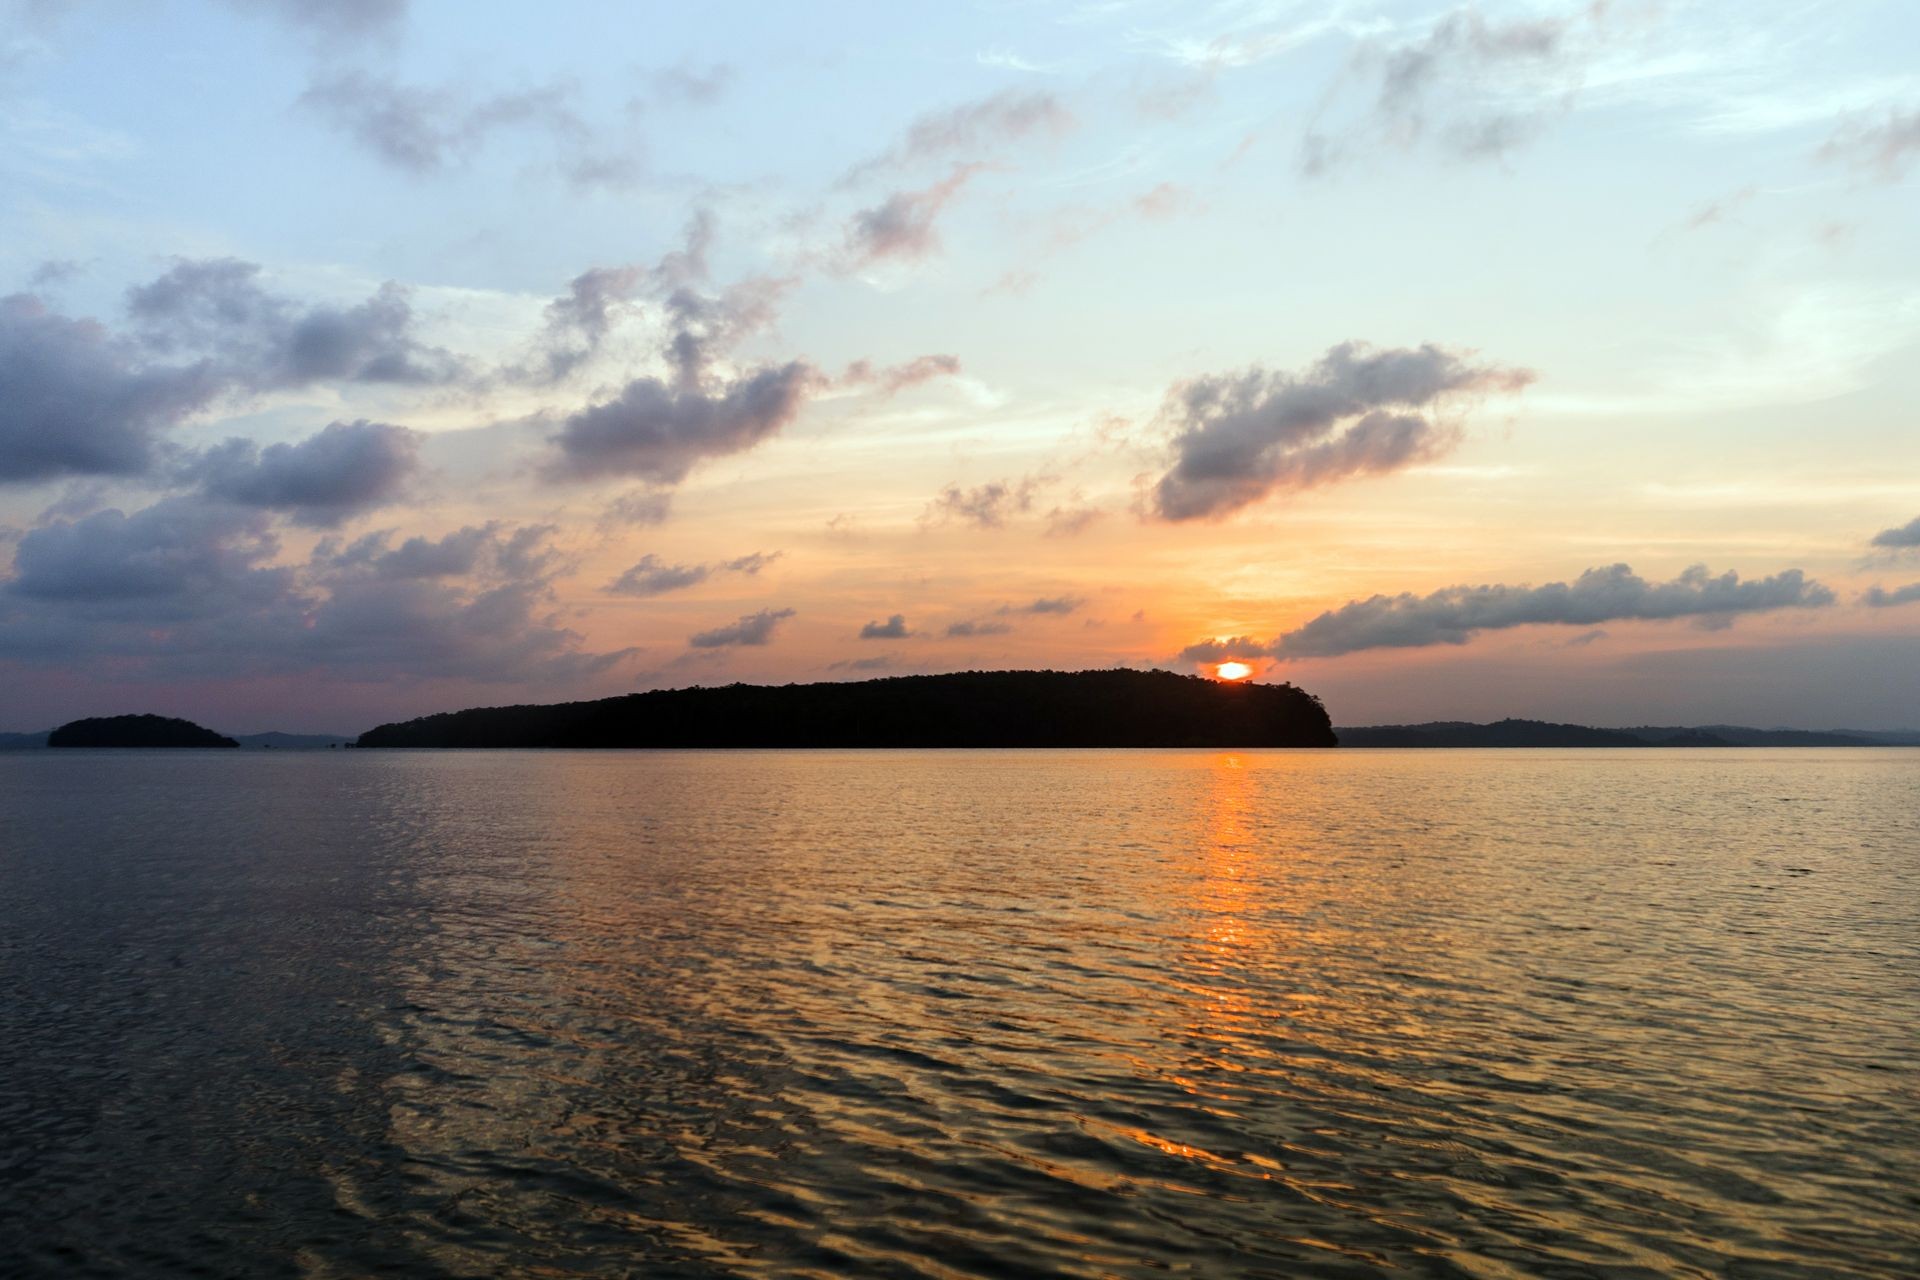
[2,749,1917,1277]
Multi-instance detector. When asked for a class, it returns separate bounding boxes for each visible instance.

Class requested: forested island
[47,715,239,748]
[356,670,1338,749]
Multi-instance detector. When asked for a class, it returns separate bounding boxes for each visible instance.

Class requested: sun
[1214,661,1254,681]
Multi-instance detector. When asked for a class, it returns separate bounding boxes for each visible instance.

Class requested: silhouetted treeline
[47,715,239,748]
[356,669,1337,749]
[1336,719,1881,748]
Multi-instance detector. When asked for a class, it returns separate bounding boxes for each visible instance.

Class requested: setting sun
[1214,662,1254,681]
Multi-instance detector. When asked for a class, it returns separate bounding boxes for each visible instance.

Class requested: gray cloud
[1870,516,1920,549]
[1000,596,1080,616]
[1303,5,1599,174]
[0,505,627,686]
[1818,107,1920,180]
[650,63,732,107]
[688,607,795,648]
[189,420,420,527]
[605,549,775,597]
[536,218,830,487]
[723,551,778,576]
[527,211,715,383]
[657,275,792,388]
[923,476,1044,529]
[858,613,909,639]
[26,258,82,289]
[320,523,497,579]
[128,258,464,390]
[0,292,222,484]
[600,491,672,527]
[5,496,289,608]
[546,361,818,483]
[295,523,627,684]
[1179,564,1836,662]
[1150,341,1533,520]
[232,0,407,43]
[298,71,594,176]
[944,619,1011,638]
[1174,634,1264,664]
[1862,582,1920,608]
[843,164,981,269]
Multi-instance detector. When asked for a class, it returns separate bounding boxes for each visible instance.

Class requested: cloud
[545,361,818,483]
[845,89,1072,182]
[829,654,898,672]
[840,353,962,394]
[298,70,594,176]
[188,420,420,527]
[536,219,829,487]
[1870,516,1920,549]
[1174,634,1265,664]
[320,523,498,579]
[843,164,981,269]
[606,555,708,597]
[5,496,289,608]
[1302,5,1601,174]
[605,549,774,597]
[922,476,1045,529]
[26,258,81,289]
[127,258,464,390]
[0,292,222,484]
[526,211,715,382]
[1000,596,1080,616]
[650,63,732,107]
[944,619,1011,638]
[1179,563,1836,662]
[1818,107,1920,180]
[723,551,778,576]
[1043,504,1101,537]
[601,491,672,527]
[235,0,407,44]
[858,613,909,639]
[1862,583,1920,608]
[688,607,794,648]
[1149,341,1533,520]
[294,523,627,684]
[0,506,628,686]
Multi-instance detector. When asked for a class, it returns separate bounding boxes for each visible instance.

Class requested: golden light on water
[1214,661,1253,681]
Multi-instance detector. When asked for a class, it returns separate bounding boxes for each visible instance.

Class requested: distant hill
[47,715,239,749]
[1336,718,1889,748]
[0,730,50,750]
[232,732,354,750]
[357,670,1337,749]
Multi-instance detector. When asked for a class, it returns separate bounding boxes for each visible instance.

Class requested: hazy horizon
[4,0,1919,731]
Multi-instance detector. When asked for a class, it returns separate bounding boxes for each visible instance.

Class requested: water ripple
[1,748,1917,1277]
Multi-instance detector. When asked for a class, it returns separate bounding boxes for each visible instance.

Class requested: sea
[1,748,1915,1278]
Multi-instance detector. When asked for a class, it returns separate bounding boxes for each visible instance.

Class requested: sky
[2,0,1918,734]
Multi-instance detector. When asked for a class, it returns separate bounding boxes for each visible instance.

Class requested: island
[356,669,1338,749]
[47,714,240,749]
[1334,719,1899,748]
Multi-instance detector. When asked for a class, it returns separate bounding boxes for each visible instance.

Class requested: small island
[1334,719,1894,748]
[357,669,1338,749]
[47,714,240,749]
